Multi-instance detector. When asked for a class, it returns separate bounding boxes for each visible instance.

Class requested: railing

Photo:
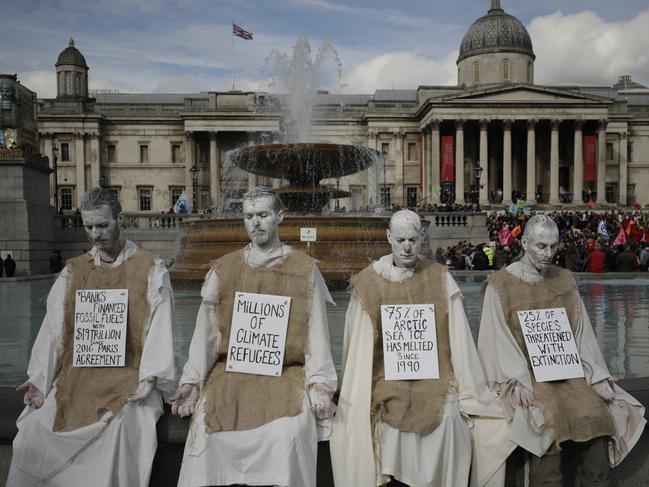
[56,213,182,230]
[432,214,469,227]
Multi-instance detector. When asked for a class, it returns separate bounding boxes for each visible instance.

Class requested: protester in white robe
[478,214,646,485]
[7,238,176,486]
[172,187,337,487]
[330,209,510,487]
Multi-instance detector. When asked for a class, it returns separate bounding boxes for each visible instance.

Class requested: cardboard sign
[73,289,128,367]
[226,292,292,377]
[380,304,439,380]
[517,307,584,382]
[300,227,317,242]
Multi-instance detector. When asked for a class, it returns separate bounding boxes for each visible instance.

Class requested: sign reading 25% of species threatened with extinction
[517,307,584,383]
[73,289,128,367]
[380,304,439,380]
[227,292,292,377]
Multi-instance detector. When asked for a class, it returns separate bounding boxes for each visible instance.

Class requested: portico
[417,84,617,205]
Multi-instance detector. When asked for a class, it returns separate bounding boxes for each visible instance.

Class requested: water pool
[1,274,648,385]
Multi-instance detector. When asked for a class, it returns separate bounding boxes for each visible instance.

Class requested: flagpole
[231,23,235,91]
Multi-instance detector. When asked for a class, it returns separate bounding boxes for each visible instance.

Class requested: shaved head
[389,209,422,233]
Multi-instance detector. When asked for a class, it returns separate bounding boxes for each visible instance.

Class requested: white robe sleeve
[574,298,646,466]
[477,284,533,392]
[304,266,337,390]
[139,259,177,398]
[26,268,69,395]
[445,274,514,487]
[330,296,378,487]
[179,268,220,387]
[447,274,504,416]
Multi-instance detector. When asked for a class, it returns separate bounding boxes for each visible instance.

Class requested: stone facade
[32,2,649,213]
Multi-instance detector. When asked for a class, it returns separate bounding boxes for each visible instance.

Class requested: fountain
[228,143,378,212]
[170,37,390,288]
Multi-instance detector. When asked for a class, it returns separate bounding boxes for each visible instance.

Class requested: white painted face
[243,196,284,250]
[521,224,560,272]
[81,204,122,258]
[387,217,422,269]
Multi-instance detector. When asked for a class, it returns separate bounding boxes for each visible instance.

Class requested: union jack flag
[233,24,253,40]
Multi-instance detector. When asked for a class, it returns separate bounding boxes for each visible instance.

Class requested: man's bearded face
[243,196,283,250]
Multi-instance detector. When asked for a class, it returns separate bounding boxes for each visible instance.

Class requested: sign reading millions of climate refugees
[517,307,584,382]
[73,289,128,367]
[380,304,439,380]
[226,292,291,377]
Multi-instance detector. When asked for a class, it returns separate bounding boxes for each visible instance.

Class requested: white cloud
[343,51,458,93]
[529,9,649,86]
[18,71,57,99]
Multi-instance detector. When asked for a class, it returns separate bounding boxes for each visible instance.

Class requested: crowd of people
[435,209,649,272]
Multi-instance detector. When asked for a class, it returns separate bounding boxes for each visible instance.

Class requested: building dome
[56,39,88,68]
[458,0,534,63]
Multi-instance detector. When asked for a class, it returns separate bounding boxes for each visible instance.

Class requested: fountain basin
[230,143,378,185]
[169,215,391,289]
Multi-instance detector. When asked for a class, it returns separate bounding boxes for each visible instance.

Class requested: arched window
[473,61,480,84]
[503,59,511,82]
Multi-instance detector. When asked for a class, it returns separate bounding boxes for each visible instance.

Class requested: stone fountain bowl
[229,143,379,184]
[169,215,392,290]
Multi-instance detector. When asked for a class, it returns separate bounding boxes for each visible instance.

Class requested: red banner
[441,135,455,182]
[583,135,597,182]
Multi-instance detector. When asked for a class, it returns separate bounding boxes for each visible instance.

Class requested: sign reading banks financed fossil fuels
[73,289,128,367]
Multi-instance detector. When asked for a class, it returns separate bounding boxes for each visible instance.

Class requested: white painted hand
[513,381,534,408]
[128,376,155,402]
[16,381,44,409]
[308,384,336,419]
[171,384,199,417]
[592,380,615,401]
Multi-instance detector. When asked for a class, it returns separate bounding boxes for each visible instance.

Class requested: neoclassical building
[35,0,649,213]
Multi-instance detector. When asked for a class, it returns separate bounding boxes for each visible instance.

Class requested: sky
[2,0,649,98]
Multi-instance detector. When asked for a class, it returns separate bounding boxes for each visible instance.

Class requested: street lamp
[474,161,484,212]
[190,164,199,213]
[51,144,59,212]
[382,150,388,209]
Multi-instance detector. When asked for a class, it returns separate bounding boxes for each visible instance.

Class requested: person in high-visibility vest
[483,244,495,268]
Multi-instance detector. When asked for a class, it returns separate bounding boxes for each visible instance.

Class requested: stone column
[573,120,583,204]
[479,119,489,205]
[422,127,429,202]
[597,120,608,203]
[430,120,441,205]
[75,134,86,207]
[503,119,513,204]
[394,130,405,206]
[209,131,220,209]
[89,133,100,189]
[526,119,537,202]
[550,119,561,204]
[619,131,628,206]
[184,131,195,209]
[366,130,379,207]
[455,120,465,204]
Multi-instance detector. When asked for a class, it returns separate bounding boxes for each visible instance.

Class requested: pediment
[438,84,609,104]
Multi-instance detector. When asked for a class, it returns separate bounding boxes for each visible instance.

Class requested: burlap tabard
[487,266,615,444]
[53,249,155,432]
[203,249,315,432]
[351,259,453,434]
